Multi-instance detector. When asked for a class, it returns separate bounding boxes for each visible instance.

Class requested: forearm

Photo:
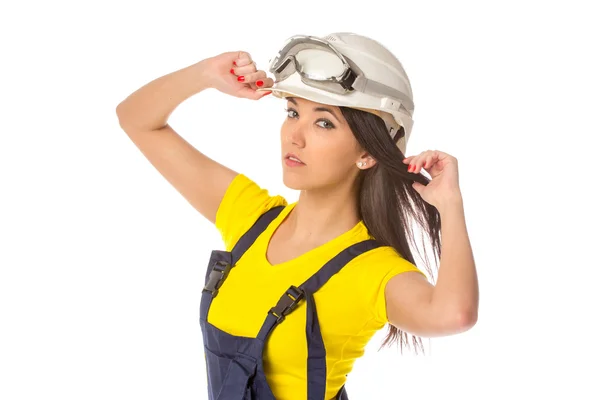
[116,59,212,132]
[430,196,479,328]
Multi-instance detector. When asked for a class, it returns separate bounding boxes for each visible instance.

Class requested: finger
[423,155,432,169]
[402,156,415,164]
[421,155,433,172]
[408,156,421,173]
[254,76,274,89]
[233,52,253,67]
[236,70,267,85]
[411,152,430,173]
[418,152,436,172]
[240,86,272,100]
[405,158,415,172]
[426,151,440,170]
[231,61,257,76]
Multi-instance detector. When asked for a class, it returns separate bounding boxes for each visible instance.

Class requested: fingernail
[237,76,245,82]
[261,91,272,96]
[230,68,235,74]
[233,61,237,66]
[409,165,413,171]
[256,80,264,87]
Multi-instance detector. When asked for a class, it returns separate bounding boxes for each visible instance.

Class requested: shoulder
[215,173,287,251]
[347,244,420,274]
[343,244,426,324]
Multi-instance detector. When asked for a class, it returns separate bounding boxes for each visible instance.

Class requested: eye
[284,107,298,118]
[316,119,334,129]
[284,108,335,130]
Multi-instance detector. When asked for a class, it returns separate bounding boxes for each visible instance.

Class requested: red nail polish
[237,76,245,82]
[230,68,234,74]
[261,91,272,96]
[256,80,264,87]
[233,61,237,66]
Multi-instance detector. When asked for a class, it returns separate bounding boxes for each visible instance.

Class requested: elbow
[116,103,135,132]
[116,104,126,127]
[116,103,129,122]
[116,102,125,119]
[454,307,478,332]
[418,305,478,338]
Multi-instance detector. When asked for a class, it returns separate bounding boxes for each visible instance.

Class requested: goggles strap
[353,75,414,113]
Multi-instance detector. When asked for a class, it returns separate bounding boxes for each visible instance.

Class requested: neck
[287,179,361,244]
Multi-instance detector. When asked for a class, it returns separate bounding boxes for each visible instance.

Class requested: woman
[116,32,478,400]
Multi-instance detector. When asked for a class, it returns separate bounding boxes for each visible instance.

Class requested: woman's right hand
[200,51,274,100]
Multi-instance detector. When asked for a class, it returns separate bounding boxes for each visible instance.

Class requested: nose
[285,125,306,148]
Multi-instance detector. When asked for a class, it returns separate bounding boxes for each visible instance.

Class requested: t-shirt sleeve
[215,173,287,251]
[374,256,428,325]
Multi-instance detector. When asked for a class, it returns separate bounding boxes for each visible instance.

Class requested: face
[280,96,373,191]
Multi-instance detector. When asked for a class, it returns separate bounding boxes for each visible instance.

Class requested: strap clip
[202,260,232,297]
[269,285,305,324]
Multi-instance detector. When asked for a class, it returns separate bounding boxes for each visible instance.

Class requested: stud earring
[357,161,366,168]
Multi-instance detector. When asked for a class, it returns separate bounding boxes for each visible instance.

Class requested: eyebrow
[287,97,340,123]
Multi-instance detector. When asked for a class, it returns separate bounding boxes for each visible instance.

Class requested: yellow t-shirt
[210,173,424,400]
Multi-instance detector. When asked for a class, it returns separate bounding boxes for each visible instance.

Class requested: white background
[1,0,599,398]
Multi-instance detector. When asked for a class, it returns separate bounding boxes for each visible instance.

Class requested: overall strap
[255,239,382,399]
[303,239,382,400]
[300,239,382,294]
[200,206,285,321]
[231,205,286,265]
[256,239,382,339]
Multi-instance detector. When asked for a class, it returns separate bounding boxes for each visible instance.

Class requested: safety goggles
[267,35,414,113]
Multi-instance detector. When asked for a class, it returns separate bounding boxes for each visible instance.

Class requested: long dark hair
[338,106,442,354]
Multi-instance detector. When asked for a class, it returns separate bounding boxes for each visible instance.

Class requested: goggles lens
[269,36,349,84]
[295,48,346,80]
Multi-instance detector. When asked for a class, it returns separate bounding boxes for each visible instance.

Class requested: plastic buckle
[380,97,401,112]
[269,286,305,324]
[202,260,232,297]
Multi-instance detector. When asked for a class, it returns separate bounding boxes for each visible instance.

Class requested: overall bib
[200,206,382,399]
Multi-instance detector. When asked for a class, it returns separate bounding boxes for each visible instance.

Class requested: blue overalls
[200,206,382,399]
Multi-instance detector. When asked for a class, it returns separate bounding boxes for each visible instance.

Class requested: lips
[284,152,305,165]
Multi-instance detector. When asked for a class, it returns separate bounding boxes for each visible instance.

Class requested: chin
[282,165,327,190]
[282,169,339,192]
[282,171,309,190]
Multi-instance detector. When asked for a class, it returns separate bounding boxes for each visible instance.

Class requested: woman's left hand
[403,150,462,210]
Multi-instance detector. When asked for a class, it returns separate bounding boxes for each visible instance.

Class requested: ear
[356,153,377,170]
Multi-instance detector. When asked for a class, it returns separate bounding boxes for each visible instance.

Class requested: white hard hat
[257,32,415,155]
